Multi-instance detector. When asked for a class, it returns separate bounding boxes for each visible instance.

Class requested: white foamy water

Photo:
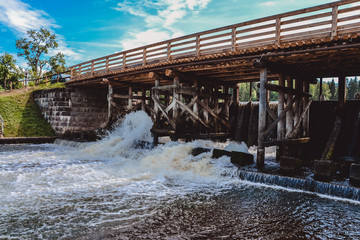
[0,111,241,239]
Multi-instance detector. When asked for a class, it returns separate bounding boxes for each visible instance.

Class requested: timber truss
[105,69,233,140]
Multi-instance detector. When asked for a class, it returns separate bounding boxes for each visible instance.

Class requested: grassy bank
[0,83,65,137]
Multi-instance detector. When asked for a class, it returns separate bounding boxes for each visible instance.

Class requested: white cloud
[121,29,171,50]
[114,0,211,49]
[0,0,58,34]
[0,0,82,65]
[258,1,279,7]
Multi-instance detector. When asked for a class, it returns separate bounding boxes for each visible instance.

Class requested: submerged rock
[230,151,254,166]
[314,160,337,181]
[191,147,211,156]
[350,163,360,187]
[280,156,302,173]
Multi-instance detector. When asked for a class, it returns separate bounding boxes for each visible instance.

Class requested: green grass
[0,83,65,137]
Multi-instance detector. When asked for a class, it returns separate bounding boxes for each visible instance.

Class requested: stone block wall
[33,88,108,138]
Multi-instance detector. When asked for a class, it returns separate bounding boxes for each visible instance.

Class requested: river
[0,111,359,239]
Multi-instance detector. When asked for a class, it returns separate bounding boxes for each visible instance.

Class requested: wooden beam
[196,99,230,128]
[262,83,311,98]
[287,99,312,139]
[176,100,209,128]
[263,95,298,139]
[152,95,176,129]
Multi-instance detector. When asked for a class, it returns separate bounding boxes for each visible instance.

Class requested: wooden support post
[154,79,160,124]
[257,68,267,169]
[128,86,133,109]
[277,74,285,140]
[193,80,199,126]
[294,79,302,128]
[286,76,294,138]
[224,86,230,120]
[214,87,219,132]
[107,84,113,121]
[203,86,210,124]
[338,75,346,109]
[319,78,323,101]
[277,74,285,160]
[249,82,253,101]
[303,81,310,137]
[173,76,180,122]
[235,84,239,103]
[141,88,146,111]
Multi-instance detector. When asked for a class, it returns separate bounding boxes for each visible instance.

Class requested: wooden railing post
[196,35,201,57]
[70,67,74,80]
[231,27,237,52]
[143,48,147,66]
[106,57,109,73]
[91,62,94,77]
[167,42,171,61]
[331,5,338,37]
[79,65,82,78]
[123,53,126,70]
[275,17,281,45]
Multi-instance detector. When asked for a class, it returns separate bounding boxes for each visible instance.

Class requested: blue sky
[0,0,335,69]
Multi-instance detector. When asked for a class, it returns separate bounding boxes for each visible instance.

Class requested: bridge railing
[70,0,360,81]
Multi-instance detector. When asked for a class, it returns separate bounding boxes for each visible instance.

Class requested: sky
[0,0,338,69]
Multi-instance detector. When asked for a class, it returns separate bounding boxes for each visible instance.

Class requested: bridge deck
[68,0,360,87]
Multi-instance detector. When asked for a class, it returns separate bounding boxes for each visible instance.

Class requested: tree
[0,53,23,90]
[328,78,337,100]
[49,53,66,74]
[347,77,359,100]
[16,28,58,81]
[310,81,330,100]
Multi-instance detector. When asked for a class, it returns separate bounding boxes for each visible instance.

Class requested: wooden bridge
[67,0,360,168]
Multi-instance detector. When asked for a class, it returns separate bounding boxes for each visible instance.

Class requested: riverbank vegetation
[0,83,64,137]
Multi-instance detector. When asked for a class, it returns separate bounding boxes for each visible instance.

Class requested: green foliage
[310,81,331,100]
[347,77,360,100]
[328,78,337,100]
[16,28,61,79]
[0,90,55,137]
[27,81,35,87]
[0,53,23,90]
[238,82,258,102]
[48,53,67,74]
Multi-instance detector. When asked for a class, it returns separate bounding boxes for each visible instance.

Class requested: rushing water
[1,111,360,239]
